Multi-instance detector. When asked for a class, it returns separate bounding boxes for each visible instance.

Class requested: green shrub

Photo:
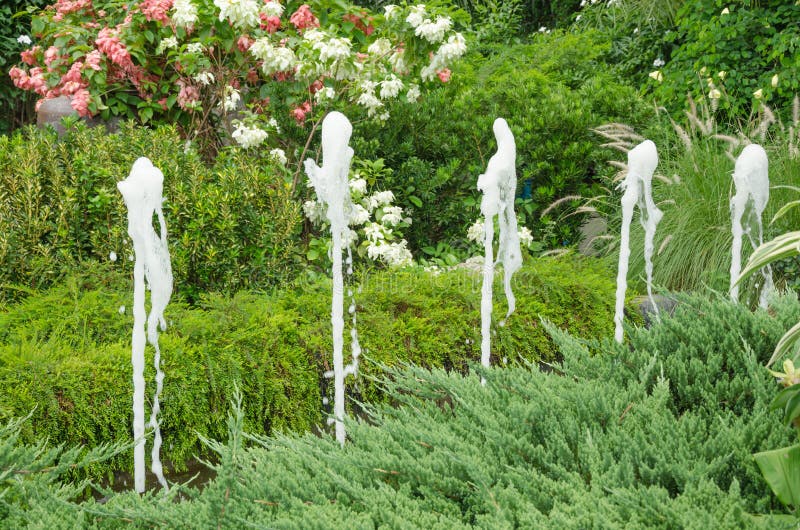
[352,35,651,254]
[6,293,799,528]
[0,122,302,303]
[0,256,617,477]
[653,0,800,121]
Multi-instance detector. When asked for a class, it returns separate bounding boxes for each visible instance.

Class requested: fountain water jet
[304,111,359,446]
[614,140,661,343]
[117,157,172,492]
[730,144,773,307]
[477,118,522,379]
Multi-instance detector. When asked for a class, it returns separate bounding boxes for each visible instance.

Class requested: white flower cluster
[368,38,392,57]
[420,32,467,81]
[262,0,283,17]
[214,0,260,30]
[406,84,421,103]
[356,80,383,117]
[17,35,32,45]
[231,121,267,148]
[193,71,215,86]
[156,36,178,54]
[315,86,336,104]
[305,172,413,268]
[467,218,535,248]
[314,37,351,63]
[384,4,400,20]
[173,0,198,27]
[415,16,452,44]
[250,39,297,75]
[406,5,427,28]
[269,148,287,165]
[220,85,241,111]
[380,75,404,99]
[186,42,204,54]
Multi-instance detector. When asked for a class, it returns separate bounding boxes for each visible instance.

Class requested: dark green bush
[0,122,302,303]
[653,0,800,121]
[0,256,617,477]
[353,35,651,253]
[5,293,799,528]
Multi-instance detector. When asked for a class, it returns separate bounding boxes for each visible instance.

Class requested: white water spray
[304,111,359,446]
[117,157,172,492]
[614,140,661,343]
[476,118,522,377]
[730,144,772,307]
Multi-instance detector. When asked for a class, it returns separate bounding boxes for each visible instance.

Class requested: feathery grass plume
[540,195,583,218]
[657,234,673,255]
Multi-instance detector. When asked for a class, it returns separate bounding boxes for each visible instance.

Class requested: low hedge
[0,256,618,477]
[4,292,799,528]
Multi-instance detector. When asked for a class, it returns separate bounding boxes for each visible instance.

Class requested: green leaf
[771,199,800,225]
[408,195,423,208]
[770,384,800,412]
[736,231,800,286]
[784,392,800,425]
[306,248,319,261]
[754,444,800,508]
[769,320,800,367]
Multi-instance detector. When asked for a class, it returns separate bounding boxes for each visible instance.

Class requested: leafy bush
[0,122,301,303]
[4,293,799,527]
[0,256,617,477]
[652,0,800,121]
[352,34,651,253]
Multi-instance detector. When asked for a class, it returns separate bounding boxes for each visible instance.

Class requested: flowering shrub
[304,157,413,268]
[10,1,467,154]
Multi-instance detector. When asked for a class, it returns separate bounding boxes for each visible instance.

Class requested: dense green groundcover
[0,255,617,478]
[2,293,799,528]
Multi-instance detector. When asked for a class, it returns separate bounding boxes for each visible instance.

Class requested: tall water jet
[477,118,522,378]
[117,157,173,492]
[304,111,358,446]
[730,143,773,307]
[614,140,661,343]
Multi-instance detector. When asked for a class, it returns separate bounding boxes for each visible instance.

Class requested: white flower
[380,75,404,99]
[357,91,383,117]
[753,88,763,99]
[349,178,367,195]
[349,204,370,226]
[467,219,484,242]
[368,38,392,57]
[415,16,451,44]
[652,57,665,68]
[214,0,261,29]
[389,48,407,74]
[575,14,581,21]
[435,33,467,63]
[384,4,399,19]
[250,39,296,74]
[406,5,426,28]
[538,26,547,33]
[17,35,32,45]
[383,241,413,267]
[772,74,779,87]
[303,29,326,44]
[364,222,385,243]
[303,200,326,224]
[380,205,404,226]
[173,0,198,27]
[632,27,638,34]
[717,70,726,80]
[269,148,287,165]
[156,36,179,54]
[406,84,421,103]
[220,86,241,111]
[261,0,283,18]
[721,7,730,15]
[368,190,395,210]
[193,71,215,86]
[518,226,533,247]
[709,88,721,99]
[314,86,336,103]
[648,70,663,82]
[186,42,204,54]
[314,37,351,62]
[268,117,280,133]
[231,121,267,148]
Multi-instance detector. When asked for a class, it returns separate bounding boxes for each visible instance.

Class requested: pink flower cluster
[139,0,173,24]
[9,66,47,95]
[53,0,93,21]
[44,46,62,67]
[21,46,40,66]
[289,4,318,32]
[259,14,281,33]
[437,68,451,83]
[59,60,86,95]
[85,49,103,71]
[237,35,254,52]
[95,28,133,69]
[176,79,200,111]
[71,88,92,117]
[290,100,311,124]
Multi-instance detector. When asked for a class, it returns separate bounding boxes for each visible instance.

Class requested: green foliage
[0,256,616,479]
[353,35,650,254]
[653,0,800,121]
[0,122,302,303]
[5,293,800,527]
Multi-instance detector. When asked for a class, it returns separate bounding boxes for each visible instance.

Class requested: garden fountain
[477,118,522,377]
[304,111,359,446]
[614,140,661,343]
[730,143,773,308]
[117,157,172,492]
